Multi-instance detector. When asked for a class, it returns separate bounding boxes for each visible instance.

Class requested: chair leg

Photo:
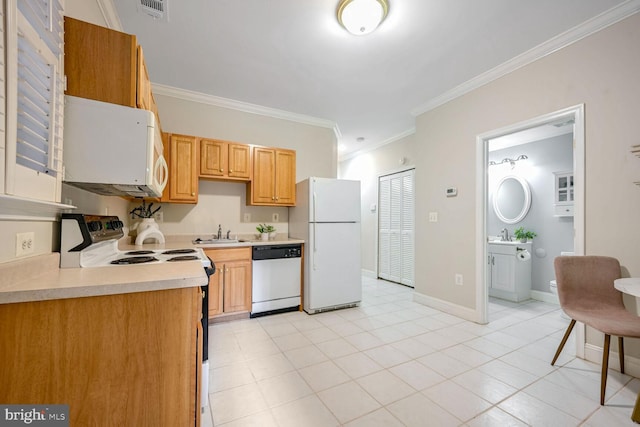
[602,334,611,405]
[619,337,625,374]
[551,319,576,366]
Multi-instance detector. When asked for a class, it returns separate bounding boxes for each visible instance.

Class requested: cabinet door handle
[492,256,495,265]
[229,169,233,173]
[221,168,224,172]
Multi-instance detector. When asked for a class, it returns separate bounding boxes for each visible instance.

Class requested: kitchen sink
[193,238,240,245]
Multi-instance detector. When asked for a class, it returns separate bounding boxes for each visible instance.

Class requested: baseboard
[413,291,483,323]
[584,342,640,379]
[362,269,376,279]
[530,289,560,305]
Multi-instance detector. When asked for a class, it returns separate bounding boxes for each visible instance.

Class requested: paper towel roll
[517,249,531,261]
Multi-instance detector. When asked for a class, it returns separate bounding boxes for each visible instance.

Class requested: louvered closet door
[378,169,415,287]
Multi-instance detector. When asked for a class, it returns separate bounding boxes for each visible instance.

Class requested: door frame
[475,105,585,354]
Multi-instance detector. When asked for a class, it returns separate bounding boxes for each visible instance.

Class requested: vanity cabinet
[554,171,574,217]
[64,17,162,132]
[487,242,532,302]
[204,247,252,318]
[161,133,198,204]
[248,147,296,206]
[200,139,251,181]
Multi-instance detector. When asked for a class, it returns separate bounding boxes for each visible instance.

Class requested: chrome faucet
[500,228,509,241]
[217,224,222,240]
[226,230,231,240]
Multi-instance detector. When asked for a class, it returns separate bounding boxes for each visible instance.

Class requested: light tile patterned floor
[202,277,640,426]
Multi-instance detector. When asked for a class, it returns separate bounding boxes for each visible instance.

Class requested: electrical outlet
[455,274,463,286]
[244,213,251,222]
[429,212,438,222]
[272,213,279,222]
[154,211,163,223]
[16,232,35,257]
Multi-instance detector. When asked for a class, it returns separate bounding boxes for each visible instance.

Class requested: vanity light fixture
[488,154,528,169]
[337,0,389,36]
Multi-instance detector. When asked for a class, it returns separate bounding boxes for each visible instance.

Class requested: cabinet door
[491,253,515,292]
[200,139,227,177]
[162,134,198,203]
[252,147,276,204]
[223,260,252,313]
[274,149,296,205]
[64,17,137,107]
[228,143,251,179]
[208,267,224,318]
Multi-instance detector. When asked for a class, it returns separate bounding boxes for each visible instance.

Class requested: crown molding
[411,0,640,117]
[96,0,123,31]
[339,127,416,162]
[152,83,339,136]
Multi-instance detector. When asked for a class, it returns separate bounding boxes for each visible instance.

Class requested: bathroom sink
[488,240,525,245]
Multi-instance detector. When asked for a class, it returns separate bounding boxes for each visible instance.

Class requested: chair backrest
[554,256,622,311]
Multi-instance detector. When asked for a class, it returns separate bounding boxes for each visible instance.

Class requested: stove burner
[162,249,196,255]
[167,255,200,262]
[110,256,159,265]
[124,250,155,255]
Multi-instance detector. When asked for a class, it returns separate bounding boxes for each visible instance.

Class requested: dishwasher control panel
[252,244,302,260]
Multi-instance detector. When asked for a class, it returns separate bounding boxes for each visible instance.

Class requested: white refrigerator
[289,177,362,314]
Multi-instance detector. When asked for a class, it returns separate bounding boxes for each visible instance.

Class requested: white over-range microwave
[62,95,168,198]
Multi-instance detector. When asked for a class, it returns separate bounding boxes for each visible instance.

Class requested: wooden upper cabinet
[64,17,162,133]
[248,147,296,206]
[200,139,251,181]
[64,17,137,106]
[161,133,198,204]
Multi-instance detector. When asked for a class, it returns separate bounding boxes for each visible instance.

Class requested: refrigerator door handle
[313,190,318,270]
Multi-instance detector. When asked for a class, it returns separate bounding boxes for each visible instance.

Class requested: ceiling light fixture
[337,0,389,36]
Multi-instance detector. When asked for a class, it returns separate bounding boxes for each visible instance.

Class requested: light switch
[428,212,438,222]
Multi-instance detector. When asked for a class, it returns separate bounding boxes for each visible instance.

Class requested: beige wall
[413,12,640,310]
[339,135,416,274]
[411,14,640,354]
[153,94,337,237]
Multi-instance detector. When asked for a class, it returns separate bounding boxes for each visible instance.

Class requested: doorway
[476,105,585,341]
[378,168,415,287]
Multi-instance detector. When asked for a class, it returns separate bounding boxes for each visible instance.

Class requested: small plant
[513,227,537,241]
[256,224,275,234]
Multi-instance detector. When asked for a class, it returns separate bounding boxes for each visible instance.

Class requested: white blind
[15,0,63,177]
[378,169,415,286]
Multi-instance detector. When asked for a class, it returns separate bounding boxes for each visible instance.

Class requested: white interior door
[378,169,415,287]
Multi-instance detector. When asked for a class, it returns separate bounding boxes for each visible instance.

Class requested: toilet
[550,251,574,319]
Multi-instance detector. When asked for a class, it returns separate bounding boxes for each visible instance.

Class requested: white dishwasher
[251,244,302,317]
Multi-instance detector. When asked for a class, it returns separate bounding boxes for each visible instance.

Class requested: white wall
[339,134,416,274]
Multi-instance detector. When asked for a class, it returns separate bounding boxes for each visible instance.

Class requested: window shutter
[15,0,63,178]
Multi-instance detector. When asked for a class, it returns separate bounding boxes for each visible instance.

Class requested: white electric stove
[59,213,213,410]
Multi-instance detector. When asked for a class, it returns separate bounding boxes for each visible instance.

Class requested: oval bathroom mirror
[493,175,531,224]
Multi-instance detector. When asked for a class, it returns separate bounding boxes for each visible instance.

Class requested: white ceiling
[111,0,632,158]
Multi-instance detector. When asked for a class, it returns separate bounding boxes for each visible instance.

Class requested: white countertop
[0,252,208,304]
[0,236,305,305]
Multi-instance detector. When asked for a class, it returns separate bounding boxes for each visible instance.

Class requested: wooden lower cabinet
[205,247,252,318]
[0,287,202,426]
